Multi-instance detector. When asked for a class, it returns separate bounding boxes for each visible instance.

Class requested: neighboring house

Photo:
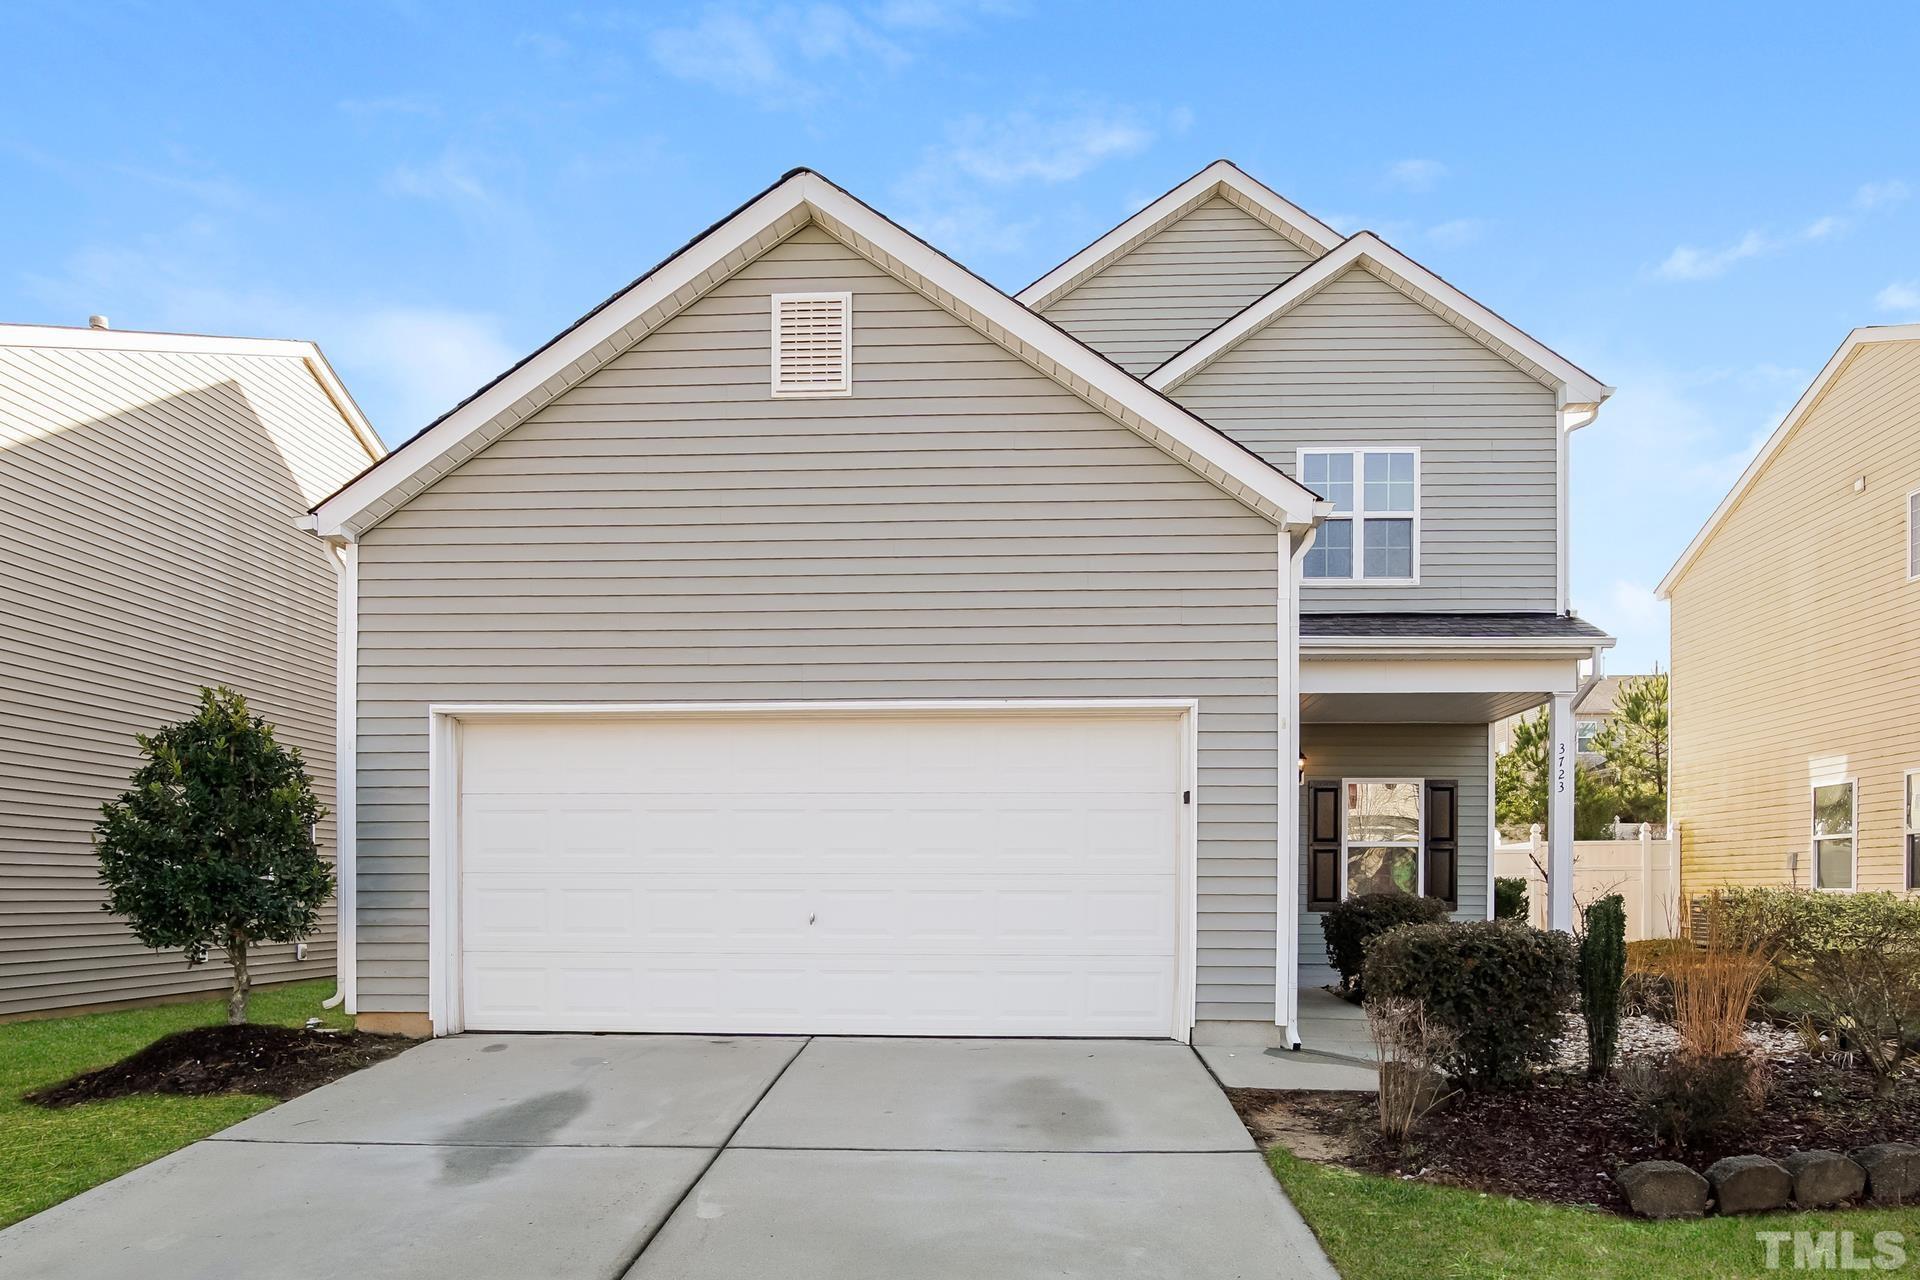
[0,321,384,1019]
[308,162,1611,1047]
[1659,324,1920,897]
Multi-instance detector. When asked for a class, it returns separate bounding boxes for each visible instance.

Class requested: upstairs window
[1299,448,1418,582]
[771,292,852,396]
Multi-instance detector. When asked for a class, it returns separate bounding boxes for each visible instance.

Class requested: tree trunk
[228,931,250,1025]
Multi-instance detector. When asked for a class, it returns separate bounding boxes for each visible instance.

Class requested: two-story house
[1659,325,1920,898]
[304,162,1610,1049]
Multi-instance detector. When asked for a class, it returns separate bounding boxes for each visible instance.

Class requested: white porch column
[1547,690,1576,931]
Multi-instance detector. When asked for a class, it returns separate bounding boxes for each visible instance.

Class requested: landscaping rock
[1782,1150,1865,1207]
[1615,1160,1709,1219]
[1706,1154,1792,1214]
[1853,1142,1920,1205]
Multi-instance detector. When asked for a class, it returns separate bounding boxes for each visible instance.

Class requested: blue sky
[5,2,1918,670]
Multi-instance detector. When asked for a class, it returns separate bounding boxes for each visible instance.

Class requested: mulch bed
[25,1024,412,1108]
[1230,1057,1920,1213]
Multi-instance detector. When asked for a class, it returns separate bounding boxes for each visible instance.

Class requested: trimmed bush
[1364,920,1576,1089]
[1494,876,1529,922]
[1579,895,1627,1079]
[1621,1053,1764,1155]
[1322,892,1450,994]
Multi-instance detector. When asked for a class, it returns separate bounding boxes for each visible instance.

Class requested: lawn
[1269,1147,1920,1279]
[0,979,350,1229]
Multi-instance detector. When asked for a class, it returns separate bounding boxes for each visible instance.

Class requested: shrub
[1579,894,1628,1079]
[1494,876,1529,922]
[95,687,331,1025]
[1365,997,1457,1143]
[1780,895,1920,1098]
[1621,1052,1766,1155]
[1667,940,1773,1060]
[1364,920,1576,1090]
[1322,892,1450,994]
[1623,939,1693,1021]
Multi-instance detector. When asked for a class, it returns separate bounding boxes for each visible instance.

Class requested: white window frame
[1905,768,1919,892]
[1339,776,1426,899]
[1295,446,1421,585]
[1809,776,1858,892]
[1907,488,1919,582]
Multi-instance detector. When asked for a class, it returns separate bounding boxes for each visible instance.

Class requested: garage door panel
[457,712,1185,1036]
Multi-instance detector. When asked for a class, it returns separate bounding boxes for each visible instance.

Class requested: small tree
[1591,673,1669,825]
[95,687,331,1024]
[1578,894,1627,1079]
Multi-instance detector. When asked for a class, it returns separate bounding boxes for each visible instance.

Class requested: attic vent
[770,292,852,396]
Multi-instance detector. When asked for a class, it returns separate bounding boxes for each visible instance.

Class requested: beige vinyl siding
[1297,722,1491,985]
[1038,197,1315,375]
[0,346,369,1017]
[1171,266,1560,612]
[355,224,1285,1025]
[1670,339,1920,894]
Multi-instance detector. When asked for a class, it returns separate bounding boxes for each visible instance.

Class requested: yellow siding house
[1659,325,1920,897]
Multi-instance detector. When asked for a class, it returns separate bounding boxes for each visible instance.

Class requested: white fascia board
[313,170,1327,537]
[1657,323,1920,598]
[1148,232,1614,407]
[1016,160,1343,311]
[0,323,385,463]
[1301,634,1616,662]
[1303,654,1587,697]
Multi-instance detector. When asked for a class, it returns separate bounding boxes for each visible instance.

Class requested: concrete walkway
[1200,989,1380,1091]
[0,1034,1339,1280]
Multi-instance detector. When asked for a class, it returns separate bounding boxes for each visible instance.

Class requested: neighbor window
[1906,770,1918,891]
[1300,449,1417,581]
[1577,719,1602,753]
[1908,490,1919,580]
[1344,780,1423,896]
[1811,780,1856,890]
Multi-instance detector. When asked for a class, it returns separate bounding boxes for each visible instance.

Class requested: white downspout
[319,536,358,1013]
[1278,523,1316,1050]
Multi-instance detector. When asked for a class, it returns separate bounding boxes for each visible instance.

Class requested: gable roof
[0,322,384,462]
[1146,232,1614,408]
[1015,159,1344,313]
[311,168,1327,539]
[1657,323,1920,597]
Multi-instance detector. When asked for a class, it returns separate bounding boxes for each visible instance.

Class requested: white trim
[1659,324,1920,597]
[326,541,358,1013]
[0,322,385,464]
[1556,396,1572,612]
[1147,232,1613,406]
[1016,159,1343,311]
[769,291,852,397]
[423,698,1201,1041]
[311,170,1325,538]
[1335,778,1426,899]
[1809,775,1859,893]
[1277,528,1311,1043]
[1485,722,1498,920]
[1295,446,1421,585]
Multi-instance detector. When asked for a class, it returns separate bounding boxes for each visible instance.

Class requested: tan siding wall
[1671,340,1920,893]
[1171,267,1560,612]
[1297,723,1490,984]
[0,346,368,1017]
[355,225,1285,1025]
[1038,198,1315,374]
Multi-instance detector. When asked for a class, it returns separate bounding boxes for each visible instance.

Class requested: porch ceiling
[1300,690,1547,724]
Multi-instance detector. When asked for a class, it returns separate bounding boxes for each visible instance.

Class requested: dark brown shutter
[1424,780,1459,910]
[1308,781,1341,911]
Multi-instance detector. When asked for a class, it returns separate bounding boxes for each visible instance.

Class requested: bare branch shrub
[1366,996,1458,1142]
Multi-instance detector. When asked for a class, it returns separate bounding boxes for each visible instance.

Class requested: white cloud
[1384,158,1447,192]
[1854,179,1910,210]
[646,5,909,105]
[386,149,497,207]
[1877,280,1920,313]
[326,307,518,439]
[1425,217,1485,249]
[870,0,1022,29]
[1653,229,1776,281]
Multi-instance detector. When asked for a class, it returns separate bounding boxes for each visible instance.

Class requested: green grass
[0,979,350,1229]
[1268,1147,1920,1278]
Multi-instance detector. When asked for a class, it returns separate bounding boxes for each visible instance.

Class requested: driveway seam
[609,1033,814,1279]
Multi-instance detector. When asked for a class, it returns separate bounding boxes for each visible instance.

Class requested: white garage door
[455,710,1185,1037]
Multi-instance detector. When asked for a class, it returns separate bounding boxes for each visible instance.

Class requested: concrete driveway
[0,1035,1337,1279]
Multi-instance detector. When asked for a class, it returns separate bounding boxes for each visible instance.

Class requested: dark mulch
[25,1024,411,1108]
[1229,1058,1920,1213]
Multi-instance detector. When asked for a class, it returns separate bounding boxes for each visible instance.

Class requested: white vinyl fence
[1493,823,1681,940]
